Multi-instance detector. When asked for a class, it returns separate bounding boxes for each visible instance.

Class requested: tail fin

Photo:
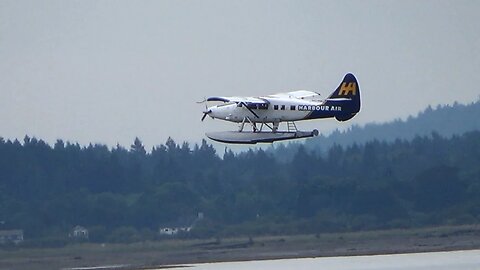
[325,73,361,121]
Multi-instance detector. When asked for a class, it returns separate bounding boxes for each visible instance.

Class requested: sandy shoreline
[1,225,480,270]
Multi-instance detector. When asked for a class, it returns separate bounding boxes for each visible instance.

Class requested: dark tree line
[277,100,480,156]
[0,130,479,243]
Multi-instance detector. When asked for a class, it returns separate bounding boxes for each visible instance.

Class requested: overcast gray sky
[1,0,479,149]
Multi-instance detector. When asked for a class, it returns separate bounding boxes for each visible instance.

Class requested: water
[165,249,480,270]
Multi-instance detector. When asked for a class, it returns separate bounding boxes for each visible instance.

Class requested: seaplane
[199,73,360,144]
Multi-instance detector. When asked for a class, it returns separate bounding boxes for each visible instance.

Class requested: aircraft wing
[268,90,321,99]
[206,96,268,104]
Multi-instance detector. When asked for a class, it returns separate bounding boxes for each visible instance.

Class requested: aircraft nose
[208,107,217,118]
[202,106,219,121]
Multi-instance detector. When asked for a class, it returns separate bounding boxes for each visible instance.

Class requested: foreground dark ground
[1,224,480,270]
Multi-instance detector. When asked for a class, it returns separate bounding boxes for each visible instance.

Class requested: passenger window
[274,105,278,110]
[290,105,296,110]
[281,105,285,110]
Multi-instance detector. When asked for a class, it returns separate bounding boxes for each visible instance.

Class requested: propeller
[201,109,212,121]
[200,97,212,121]
[240,102,259,118]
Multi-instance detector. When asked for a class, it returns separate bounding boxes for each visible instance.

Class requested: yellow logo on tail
[338,82,357,96]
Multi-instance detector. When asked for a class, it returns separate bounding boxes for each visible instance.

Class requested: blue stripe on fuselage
[303,99,357,120]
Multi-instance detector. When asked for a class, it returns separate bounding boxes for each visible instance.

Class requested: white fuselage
[208,97,322,123]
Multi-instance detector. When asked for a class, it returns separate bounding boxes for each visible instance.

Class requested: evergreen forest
[0,103,480,246]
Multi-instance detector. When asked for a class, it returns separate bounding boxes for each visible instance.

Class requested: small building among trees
[159,213,204,237]
[70,225,89,240]
[0,230,24,245]
[159,226,191,236]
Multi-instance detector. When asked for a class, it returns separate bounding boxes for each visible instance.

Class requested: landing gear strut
[238,117,258,132]
[238,118,299,134]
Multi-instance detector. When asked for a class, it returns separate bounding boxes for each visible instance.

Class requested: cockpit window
[237,102,268,109]
[258,103,268,110]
